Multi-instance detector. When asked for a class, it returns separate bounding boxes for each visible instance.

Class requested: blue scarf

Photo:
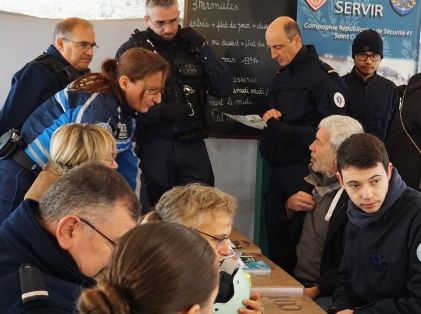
[347,168,406,228]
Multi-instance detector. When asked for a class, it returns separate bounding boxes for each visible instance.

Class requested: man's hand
[304,286,320,300]
[179,27,206,47]
[262,109,282,122]
[337,310,354,314]
[286,191,316,212]
[239,292,264,314]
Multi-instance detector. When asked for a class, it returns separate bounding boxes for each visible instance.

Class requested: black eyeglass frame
[79,217,116,247]
[62,38,99,51]
[194,229,229,248]
[355,52,382,62]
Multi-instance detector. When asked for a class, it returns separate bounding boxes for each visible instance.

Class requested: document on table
[223,113,267,130]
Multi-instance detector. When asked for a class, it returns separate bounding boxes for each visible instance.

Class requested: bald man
[259,16,348,267]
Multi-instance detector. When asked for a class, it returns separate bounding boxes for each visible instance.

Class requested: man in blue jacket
[116,0,232,207]
[259,16,347,266]
[331,133,421,313]
[0,17,96,135]
[0,162,138,313]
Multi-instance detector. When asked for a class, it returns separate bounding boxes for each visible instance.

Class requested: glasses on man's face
[79,218,116,247]
[63,38,99,51]
[195,229,230,249]
[356,52,381,62]
[148,16,179,29]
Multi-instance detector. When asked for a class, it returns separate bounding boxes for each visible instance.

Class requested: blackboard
[185,0,297,138]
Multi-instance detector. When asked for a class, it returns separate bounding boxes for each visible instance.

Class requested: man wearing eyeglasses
[342,29,399,141]
[0,17,96,135]
[116,0,232,209]
[0,162,138,313]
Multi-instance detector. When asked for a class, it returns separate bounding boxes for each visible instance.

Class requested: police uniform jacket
[20,88,139,190]
[342,68,399,141]
[0,199,95,313]
[0,45,88,135]
[259,45,347,166]
[333,171,421,313]
[284,180,349,297]
[116,27,232,137]
[387,73,421,191]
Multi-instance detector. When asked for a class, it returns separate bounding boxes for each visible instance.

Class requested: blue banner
[297,0,421,84]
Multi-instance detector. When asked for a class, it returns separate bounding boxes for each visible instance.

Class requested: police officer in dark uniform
[260,16,347,267]
[0,163,138,313]
[116,0,232,206]
[0,17,95,135]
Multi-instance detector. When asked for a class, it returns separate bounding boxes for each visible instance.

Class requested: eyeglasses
[79,217,116,247]
[63,38,99,51]
[195,229,230,249]
[356,52,381,62]
[147,16,179,29]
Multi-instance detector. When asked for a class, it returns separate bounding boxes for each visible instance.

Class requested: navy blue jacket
[333,186,421,313]
[342,68,399,141]
[259,45,348,166]
[0,45,86,135]
[0,200,95,313]
[19,88,140,191]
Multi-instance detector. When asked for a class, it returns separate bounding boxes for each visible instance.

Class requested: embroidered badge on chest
[417,243,421,262]
[333,92,345,108]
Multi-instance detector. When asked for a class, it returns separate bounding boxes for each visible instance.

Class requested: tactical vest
[129,30,209,135]
[30,53,88,89]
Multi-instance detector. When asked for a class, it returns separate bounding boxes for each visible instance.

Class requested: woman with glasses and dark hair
[77,222,219,314]
[142,183,264,314]
[0,47,169,218]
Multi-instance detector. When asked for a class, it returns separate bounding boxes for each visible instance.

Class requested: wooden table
[230,229,327,313]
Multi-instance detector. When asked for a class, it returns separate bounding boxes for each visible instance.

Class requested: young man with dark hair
[331,133,421,313]
[342,29,399,141]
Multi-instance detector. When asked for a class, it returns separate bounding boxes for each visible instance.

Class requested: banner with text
[297,0,421,85]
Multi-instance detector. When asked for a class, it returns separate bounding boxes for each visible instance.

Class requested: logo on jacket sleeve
[333,92,345,108]
[416,243,421,262]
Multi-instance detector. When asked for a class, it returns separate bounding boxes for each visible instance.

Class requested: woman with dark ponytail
[0,48,169,217]
[77,222,219,314]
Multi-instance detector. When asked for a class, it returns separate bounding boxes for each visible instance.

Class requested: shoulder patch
[417,243,421,262]
[320,60,338,76]
[333,92,345,108]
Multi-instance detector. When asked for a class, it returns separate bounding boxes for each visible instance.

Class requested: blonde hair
[154,183,237,228]
[46,123,116,175]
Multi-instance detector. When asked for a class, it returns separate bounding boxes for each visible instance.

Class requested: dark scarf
[304,169,340,203]
[347,168,406,228]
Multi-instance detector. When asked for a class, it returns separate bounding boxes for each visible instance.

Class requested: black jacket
[116,27,232,136]
[0,200,95,313]
[386,73,421,190]
[342,68,399,141]
[259,45,347,166]
[284,181,349,296]
[333,187,421,313]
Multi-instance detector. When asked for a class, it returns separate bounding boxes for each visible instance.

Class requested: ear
[336,171,344,187]
[119,75,130,92]
[387,162,393,181]
[55,215,80,250]
[55,37,65,53]
[184,304,201,314]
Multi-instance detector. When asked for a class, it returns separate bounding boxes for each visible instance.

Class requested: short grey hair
[53,17,94,42]
[145,0,178,16]
[39,162,139,223]
[318,115,364,153]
